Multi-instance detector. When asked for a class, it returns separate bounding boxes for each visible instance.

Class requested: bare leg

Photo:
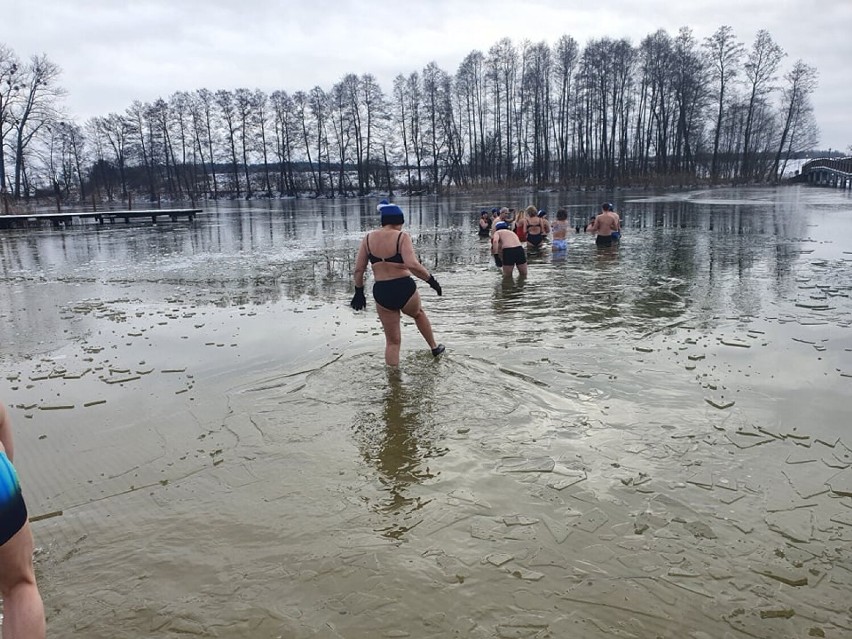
[375,303,402,367]
[517,263,528,277]
[0,522,46,639]
[502,264,514,277]
[401,291,438,351]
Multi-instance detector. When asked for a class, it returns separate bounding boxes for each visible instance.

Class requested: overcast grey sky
[3,0,850,150]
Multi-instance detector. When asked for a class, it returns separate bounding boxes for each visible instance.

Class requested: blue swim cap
[494,221,509,230]
[377,200,404,225]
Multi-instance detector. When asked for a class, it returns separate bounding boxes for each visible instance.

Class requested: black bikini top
[366,232,405,264]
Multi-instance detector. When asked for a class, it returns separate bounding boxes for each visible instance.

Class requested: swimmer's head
[378,200,405,226]
[601,202,614,211]
[557,208,568,221]
[494,221,510,231]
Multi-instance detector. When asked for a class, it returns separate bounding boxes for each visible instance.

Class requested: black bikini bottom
[373,276,417,310]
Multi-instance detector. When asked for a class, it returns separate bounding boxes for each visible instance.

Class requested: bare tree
[552,35,578,183]
[740,30,785,181]
[292,91,318,194]
[194,88,219,198]
[11,54,64,197]
[308,86,330,196]
[771,60,818,181]
[57,121,86,199]
[269,89,297,196]
[455,50,487,182]
[404,72,425,192]
[487,38,518,182]
[0,44,21,194]
[233,88,256,198]
[671,27,708,176]
[704,26,744,183]
[91,113,131,198]
[215,89,241,197]
[360,74,385,194]
[169,91,197,200]
[126,100,157,200]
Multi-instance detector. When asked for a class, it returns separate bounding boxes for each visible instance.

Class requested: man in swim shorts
[587,202,620,247]
[0,401,46,638]
[491,221,528,277]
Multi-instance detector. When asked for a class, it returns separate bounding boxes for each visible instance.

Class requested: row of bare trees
[1,26,821,203]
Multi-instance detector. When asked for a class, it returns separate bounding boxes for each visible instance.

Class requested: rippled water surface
[2,186,852,638]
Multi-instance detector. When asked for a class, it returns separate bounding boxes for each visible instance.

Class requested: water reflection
[352,367,447,539]
[492,274,527,313]
[0,187,826,337]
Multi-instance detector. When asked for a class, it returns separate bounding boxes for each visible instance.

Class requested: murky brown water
[2,186,852,637]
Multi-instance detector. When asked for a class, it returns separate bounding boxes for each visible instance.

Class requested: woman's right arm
[354,238,368,287]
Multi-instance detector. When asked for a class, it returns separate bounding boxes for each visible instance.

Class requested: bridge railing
[802,157,852,175]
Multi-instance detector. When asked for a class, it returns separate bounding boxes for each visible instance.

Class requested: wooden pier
[0,208,202,229]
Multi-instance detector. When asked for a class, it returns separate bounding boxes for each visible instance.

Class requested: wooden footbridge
[0,208,202,230]
[793,157,852,189]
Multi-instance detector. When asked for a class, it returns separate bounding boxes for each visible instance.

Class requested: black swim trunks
[501,245,527,266]
[0,451,28,546]
[527,233,543,248]
[373,276,417,310]
[596,235,615,247]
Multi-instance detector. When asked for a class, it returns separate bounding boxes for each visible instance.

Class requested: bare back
[591,212,619,236]
[354,227,431,283]
[492,229,522,252]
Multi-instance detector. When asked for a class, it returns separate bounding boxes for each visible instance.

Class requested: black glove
[350,286,366,310]
[427,275,442,296]
[493,254,503,267]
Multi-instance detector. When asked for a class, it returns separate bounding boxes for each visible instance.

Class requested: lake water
[2,185,851,638]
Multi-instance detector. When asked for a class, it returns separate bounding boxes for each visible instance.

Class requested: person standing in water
[491,221,528,277]
[513,207,527,243]
[478,210,492,237]
[0,401,46,639]
[608,203,622,241]
[351,200,445,367]
[524,206,549,249]
[551,208,573,252]
[587,202,620,247]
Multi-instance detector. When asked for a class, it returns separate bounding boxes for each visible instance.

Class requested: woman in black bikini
[524,206,549,249]
[351,201,444,367]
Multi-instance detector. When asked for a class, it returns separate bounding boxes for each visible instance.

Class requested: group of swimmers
[480,202,622,276]
[350,199,622,365]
